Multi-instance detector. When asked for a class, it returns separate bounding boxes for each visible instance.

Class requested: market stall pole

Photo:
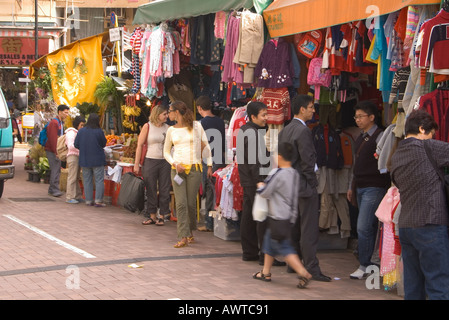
[110,12,122,78]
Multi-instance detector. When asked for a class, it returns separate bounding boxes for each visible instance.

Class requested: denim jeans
[399,225,449,300]
[356,187,387,268]
[82,166,105,204]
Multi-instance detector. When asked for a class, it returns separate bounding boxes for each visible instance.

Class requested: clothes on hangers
[419,88,449,142]
[190,13,223,66]
[221,13,244,84]
[418,8,449,84]
[138,23,182,99]
[317,166,352,238]
[232,10,264,85]
[375,186,401,278]
[129,27,143,93]
[213,163,242,220]
[312,124,345,170]
[258,87,291,125]
[226,105,247,151]
[254,37,295,88]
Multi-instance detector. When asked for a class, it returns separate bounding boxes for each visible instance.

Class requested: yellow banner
[46,35,104,107]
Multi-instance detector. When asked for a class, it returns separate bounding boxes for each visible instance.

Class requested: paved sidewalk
[0,146,403,302]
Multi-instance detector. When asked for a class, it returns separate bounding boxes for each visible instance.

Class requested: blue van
[0,87,15,198]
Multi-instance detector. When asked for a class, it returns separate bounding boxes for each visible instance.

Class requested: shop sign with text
[0,37,49,67]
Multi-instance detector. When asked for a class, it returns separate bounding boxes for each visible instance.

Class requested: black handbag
[117,172,146,213]
[423,141,449,202]
[268,217,293,241]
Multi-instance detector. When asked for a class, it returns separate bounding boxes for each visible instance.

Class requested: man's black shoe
[259,259,286,266]
[312,273,332,282]
[242,256,259,262]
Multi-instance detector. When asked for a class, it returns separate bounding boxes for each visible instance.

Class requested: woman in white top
[164,101,213,248]
[65,115,86,204]
[134,104,170,226]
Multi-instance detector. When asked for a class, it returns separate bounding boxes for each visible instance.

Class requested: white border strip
[3,214,96,259]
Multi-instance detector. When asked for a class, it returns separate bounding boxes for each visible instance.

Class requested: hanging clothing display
[254,37,295,88]
[312,124,345,170]
[258,87,291,125]
[317,166,352,238]
[418,8,449,82]
[213,163,242,221]
[138,23,182,99]
[190,13,223,66]
[214,11,227,39]
[419,87,449,142]
[221,13,244,85]
[130,27,143,94]
[232,9,265,84]
[375,186,402,290]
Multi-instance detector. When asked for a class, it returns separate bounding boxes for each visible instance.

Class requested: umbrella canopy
[133,0,254,25]
[263,0,441,38]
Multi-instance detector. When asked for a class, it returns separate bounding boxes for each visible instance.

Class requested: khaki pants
[171,166,202,239]
[66,155,82,200]
[233,10,264,83]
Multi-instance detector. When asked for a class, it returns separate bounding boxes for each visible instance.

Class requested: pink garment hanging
[375,186,400,276]
[214,11,226,39]
[221,14,243,84]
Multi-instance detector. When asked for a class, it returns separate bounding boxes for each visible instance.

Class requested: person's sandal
[253,271,271,282]
[174,239,188,248]
[142,218,156,225]
[187,236,195,244]
[155,218,165,226]
[297,276,310,289]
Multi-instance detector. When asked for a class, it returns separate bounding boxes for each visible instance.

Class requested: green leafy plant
[94,76,122,106]
[75,102,100,116]
[37,157,50,178]
[32,67,53,100]
[29,143,46,165]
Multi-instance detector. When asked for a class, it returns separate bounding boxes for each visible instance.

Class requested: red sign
[0,37,49,67]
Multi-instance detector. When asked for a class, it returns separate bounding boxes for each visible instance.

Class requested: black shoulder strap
[423,140,446,184]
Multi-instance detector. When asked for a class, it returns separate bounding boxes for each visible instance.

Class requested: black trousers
[240,186,267,260]
[142,158,172,217]
[291,191,322,276]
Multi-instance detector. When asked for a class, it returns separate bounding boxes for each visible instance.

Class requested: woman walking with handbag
[163,101,212,248]
[134,104,171,226]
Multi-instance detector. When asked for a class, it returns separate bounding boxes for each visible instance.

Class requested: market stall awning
[263,0,441,38]
[133,0,254,25]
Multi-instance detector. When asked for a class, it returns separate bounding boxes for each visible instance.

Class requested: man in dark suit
[278,94,331,282]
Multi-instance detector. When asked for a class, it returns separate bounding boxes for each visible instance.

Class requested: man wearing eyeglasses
[347,100,390,280]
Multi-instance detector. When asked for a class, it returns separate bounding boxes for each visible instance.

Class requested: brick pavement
[0,146,403,302]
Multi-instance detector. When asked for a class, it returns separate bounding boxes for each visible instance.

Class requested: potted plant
[94,76,124,133]
[94,76,123,108]
[27,144,46,182]
[75,102,100,117]
[37,157,50,183]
